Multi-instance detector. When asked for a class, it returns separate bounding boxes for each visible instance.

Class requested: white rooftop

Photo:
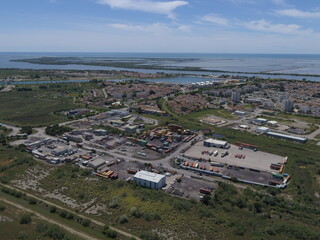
[134,171,165,183]
[205,138,228,145]
[256,118,267,121]
[267,132,307,141]
[257,127,270,131]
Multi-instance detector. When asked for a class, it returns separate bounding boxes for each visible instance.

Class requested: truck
[272,173,284,179]
[199,188,212,195]
[127,168,138,174]
[269,180,282,186]
[221,151,229,157]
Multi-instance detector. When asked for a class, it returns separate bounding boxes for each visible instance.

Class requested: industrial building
[89,158,108,169]
[256,127,270,134]
[267,121,278,127]
[253,118,268,125]
[93,129,108,136]
[234,110,246,116]
[125,125,138,134]
[204,139,229,149]
[265,132,307,143]
[133,171,166,190]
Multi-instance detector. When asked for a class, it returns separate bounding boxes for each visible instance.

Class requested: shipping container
[127,168,138,174]
[199,188,212,195]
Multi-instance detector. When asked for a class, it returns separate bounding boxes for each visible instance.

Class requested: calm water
[1,52,320,82]
[0,76,224,85]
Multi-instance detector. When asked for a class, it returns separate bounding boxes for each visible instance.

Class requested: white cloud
[271,0,288,6]
[201,14,229,26]
[275,9,320,18]
[108,22,190,34]
[243,19,311,34]
[98,0,188,18]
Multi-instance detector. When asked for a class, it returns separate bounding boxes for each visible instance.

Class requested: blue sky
[1,0,320,53]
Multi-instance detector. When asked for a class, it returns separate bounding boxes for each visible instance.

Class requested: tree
[202,195,211,206]
[21,126,33,135]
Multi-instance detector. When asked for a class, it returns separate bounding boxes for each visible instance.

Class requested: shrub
[45,225,65,240]
[36,222,48,233]
[0,205,5,212]
[106,229,118,238]
[16,232,28,240]
[119,215,129,224]
[49,206,57,213]
[130,207,142,218]
[81,218,91,227]
[109,197,119,209]
[234,225,247,236]
[65,212,74,220]
[28,197,37,205]
[140,232,160,240]
[19,213,32,224]
[59,210,67,218]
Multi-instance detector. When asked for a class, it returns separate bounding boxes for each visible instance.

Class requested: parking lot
[183,140,286,172]
[166,176,216,200]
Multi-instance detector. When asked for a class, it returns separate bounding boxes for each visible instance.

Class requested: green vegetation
[20,126,33,135]
[277,112,320,125]
[45,124,72,136]
[19,213,32,224]
[2,162,315,240]
[185,108,236,121]
[0,200,81,240]
[0,84,85,127]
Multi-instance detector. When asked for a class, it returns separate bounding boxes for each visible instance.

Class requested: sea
[1,52,320,83]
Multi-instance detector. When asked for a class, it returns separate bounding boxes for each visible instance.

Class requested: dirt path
[0,183,141,240]
[0,196,98,240]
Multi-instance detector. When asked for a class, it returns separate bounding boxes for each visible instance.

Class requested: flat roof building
[204,138,229,149]
[133,171,166,190]
[256,127,270,134]
[265,132,307,143]
[89,158,108,169]
[253,118,268,125]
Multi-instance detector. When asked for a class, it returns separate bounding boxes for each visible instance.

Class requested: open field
[0,84,86,127]
[276,112,320,125]
[0,142,318,240]
[185,108,237,121]
[0,198,82,240]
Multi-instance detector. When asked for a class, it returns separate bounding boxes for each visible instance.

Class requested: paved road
[0,196,97,240]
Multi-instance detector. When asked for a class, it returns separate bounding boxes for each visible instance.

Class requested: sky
[1,0,320,53]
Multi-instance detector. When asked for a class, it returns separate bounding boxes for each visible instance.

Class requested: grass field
[0,199,82,240]
[0,84,85,127]
[276,112,320,125]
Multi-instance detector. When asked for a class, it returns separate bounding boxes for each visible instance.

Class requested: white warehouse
[133,171,166,190]
[204,138,229,149]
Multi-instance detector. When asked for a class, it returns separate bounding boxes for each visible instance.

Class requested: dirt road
[0,183,141,240]
[0,196,98,240]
